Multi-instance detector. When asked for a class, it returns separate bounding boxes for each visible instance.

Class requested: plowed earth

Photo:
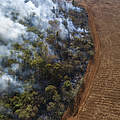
[63,0,120,119]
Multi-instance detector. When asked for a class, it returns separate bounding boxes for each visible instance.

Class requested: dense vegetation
[0,1,94,120]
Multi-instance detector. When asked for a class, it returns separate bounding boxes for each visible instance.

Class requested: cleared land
[63,0,120,119]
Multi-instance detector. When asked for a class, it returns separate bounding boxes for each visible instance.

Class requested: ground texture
[63,0,120,119]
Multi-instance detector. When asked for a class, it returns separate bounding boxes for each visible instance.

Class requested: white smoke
[0,0,83,93]
[0,12,25,40]
[0,9,26,58]
[0,73,23,93]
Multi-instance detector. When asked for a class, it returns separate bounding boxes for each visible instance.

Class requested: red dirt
[62,0,120,119]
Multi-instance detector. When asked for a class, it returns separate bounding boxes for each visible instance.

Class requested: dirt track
[63,0,120,120]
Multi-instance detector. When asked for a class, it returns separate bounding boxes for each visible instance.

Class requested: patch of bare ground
[62,0,120,119]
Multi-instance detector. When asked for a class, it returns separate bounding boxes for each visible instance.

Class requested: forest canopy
[0,0,94,120]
